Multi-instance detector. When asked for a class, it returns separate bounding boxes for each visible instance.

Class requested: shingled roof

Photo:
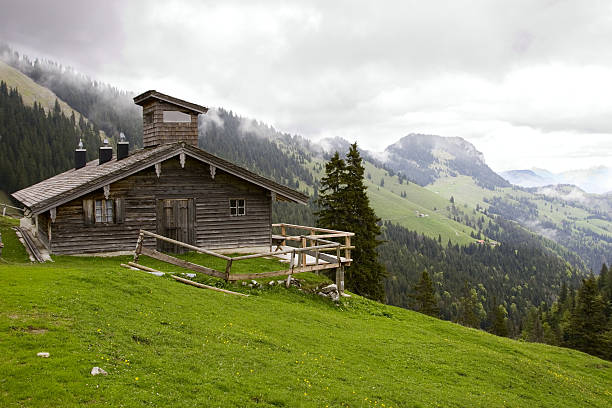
[133,90,208,113]
[12,143,309,214]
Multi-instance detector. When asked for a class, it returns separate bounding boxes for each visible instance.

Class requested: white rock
[268,280,276,286]
[91,366,108,376]
[320,284,338,294]
[37,352,50,358]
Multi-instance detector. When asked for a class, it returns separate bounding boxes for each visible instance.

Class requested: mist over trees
[0,43,142,147]
[0,82,100,194]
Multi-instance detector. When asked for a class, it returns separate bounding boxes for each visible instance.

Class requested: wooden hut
[12,90,308,255]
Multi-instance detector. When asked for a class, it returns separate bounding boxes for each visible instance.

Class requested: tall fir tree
[566,276,608,358]
[456,282,481,329]
[411,270,439,317]
[490,304,509,337]
[316,143,386,301]
[316,152,347,232]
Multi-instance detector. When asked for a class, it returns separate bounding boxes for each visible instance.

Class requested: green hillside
[427,175,612,271]
[363,162,478,245]
[0,60,87,123]
[1,220,611,407]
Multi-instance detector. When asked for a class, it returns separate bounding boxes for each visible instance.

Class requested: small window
[229,199,246,216]
[95,199,114,223]
[163,110,191,123]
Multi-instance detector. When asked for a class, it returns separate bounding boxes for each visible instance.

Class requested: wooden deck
[130,223,354,293]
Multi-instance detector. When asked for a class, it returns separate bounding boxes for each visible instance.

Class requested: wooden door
[156,198,195,253]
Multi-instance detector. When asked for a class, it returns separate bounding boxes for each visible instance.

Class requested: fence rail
[131,224,352,292]
[1,203,25,216]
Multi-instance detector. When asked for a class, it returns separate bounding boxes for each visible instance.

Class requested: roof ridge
[12,143,308,213]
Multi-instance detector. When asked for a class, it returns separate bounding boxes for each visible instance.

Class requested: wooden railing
[271,223,354,264]
[1,203,25,216]
[132,224,354,291]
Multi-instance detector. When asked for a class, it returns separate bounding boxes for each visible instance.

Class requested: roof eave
[20,143,309,214]
[133,90,208,114]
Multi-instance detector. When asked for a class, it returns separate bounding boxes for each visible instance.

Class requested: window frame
[229,198,246,217]
[162,110,192,123]
[94,199,115,224]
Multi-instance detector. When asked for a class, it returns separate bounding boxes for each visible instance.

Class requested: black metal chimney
[75,139,86,169]
[99,139,113,165]
[117,132,129,160]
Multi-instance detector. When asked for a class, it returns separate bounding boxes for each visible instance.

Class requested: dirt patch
[9,325,48,334]
[27,326,48,334]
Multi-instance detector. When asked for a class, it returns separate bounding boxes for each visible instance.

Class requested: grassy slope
[363,163,477,245]
[303,155,478,245]
[428,176,612,240]
[0,61,84,120]
[0,61,105,140]
[1,220,611,407]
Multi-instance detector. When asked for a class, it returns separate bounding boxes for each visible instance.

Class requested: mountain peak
[383,133,507,189]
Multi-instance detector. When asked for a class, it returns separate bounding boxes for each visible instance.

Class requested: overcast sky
[1,0,611,172]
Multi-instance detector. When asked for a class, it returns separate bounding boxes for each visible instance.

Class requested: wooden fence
[1,203,25,217]
[132,225,354,292]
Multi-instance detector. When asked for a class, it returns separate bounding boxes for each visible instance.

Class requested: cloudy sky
[1,0,611,172]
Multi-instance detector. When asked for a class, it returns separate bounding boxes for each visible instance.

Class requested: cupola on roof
[133,90,208,148]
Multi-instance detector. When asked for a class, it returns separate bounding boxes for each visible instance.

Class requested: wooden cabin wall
[49,157,271,255]
[142,100,198,148]
[37,212,50,249]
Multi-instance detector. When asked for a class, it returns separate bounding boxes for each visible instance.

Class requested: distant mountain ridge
[378,133,510,189]
[502,166,612,195]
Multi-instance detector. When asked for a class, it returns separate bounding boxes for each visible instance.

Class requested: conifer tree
[412,270,439,317]
[316,152,347,232]
[457,282,481,328]
[490,304,509,337]
[566,276,608,358]
[316,143,387,301]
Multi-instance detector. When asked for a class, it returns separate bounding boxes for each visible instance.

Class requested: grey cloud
[1,0,611,170]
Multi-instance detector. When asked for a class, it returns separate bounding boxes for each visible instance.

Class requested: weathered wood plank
[170,275,249,297]
[140,230,231,260]
[272,223,354,236]
[228,263,342,280]
[140,246,226,279]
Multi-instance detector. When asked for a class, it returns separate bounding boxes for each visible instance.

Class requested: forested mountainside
[0,44,142,146]
[381,220,582,337]
[484,190,612,272]
[199,108,317,191]
[0,81,100,194]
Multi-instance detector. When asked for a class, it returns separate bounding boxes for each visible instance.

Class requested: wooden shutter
[82,199,94,225]
[115,198,125,224]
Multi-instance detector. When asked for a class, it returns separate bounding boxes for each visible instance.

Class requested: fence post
[225,259,233,282]
[336,265,345,294]
[301,236,307,267]
[287,249,295,288]
[280,224,286,247]
[133,231,144,263]
[345,235,351,261]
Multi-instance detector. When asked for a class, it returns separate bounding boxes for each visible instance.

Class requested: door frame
[155,197,196,253]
